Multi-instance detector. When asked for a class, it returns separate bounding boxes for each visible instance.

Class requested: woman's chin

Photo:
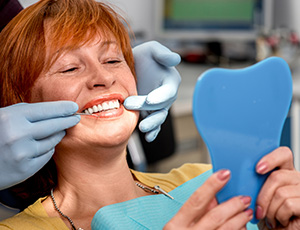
[64,112,138,149]
[96,133,130,147]
[97,122,136,146]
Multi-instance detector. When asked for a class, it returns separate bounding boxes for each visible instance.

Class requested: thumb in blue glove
[124,41,181,142]
[0,101,80,190]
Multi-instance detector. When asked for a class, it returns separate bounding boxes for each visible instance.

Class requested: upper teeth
[84,100,120,114]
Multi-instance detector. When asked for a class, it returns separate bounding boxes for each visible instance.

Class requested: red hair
[0,0,136,208]
[0,0,135,107]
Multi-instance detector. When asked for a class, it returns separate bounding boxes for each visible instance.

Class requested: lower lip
[85,106,124,119]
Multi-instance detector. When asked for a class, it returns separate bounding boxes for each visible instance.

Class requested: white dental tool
[75,112,97,116]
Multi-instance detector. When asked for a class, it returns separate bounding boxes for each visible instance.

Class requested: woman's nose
[86,64,116,89]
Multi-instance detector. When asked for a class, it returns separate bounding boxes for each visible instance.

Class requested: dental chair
[127,111,176,171]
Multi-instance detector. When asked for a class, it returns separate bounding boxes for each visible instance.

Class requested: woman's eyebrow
[99,40,118,48]
[98,40,121,54]
[102,40,117,45]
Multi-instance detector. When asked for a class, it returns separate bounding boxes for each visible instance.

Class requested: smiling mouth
[82,99,120,115]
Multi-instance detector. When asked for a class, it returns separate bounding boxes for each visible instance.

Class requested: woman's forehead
[44,19,118,48]
[43,21,121,67]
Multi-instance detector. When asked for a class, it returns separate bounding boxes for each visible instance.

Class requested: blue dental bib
[92,170,258,229]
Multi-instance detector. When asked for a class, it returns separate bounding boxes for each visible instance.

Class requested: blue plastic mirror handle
[192,57,292,223]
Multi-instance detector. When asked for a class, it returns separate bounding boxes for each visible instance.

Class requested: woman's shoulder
[0,197,68,230]
[168,163,212,177]
[132,163,212,192]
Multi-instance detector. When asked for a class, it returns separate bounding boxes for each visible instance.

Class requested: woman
[0,0,300,229]
[0,1,181,191]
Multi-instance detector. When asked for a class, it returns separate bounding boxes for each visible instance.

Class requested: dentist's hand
[124,41,181,142]
[0,101,80,190]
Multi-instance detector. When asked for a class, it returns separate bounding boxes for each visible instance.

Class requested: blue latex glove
[0,101,80,190]
[124,41,181,142]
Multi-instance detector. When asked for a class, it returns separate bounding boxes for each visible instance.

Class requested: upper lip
[81,93,125,112]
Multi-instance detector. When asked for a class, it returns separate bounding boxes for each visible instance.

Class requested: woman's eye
[106,60,121,64]
[60,67,78,73]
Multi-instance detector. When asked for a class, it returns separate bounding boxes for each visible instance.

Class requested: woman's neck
[43,144,145,230]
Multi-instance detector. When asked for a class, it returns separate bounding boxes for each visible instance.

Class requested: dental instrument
[75,112,97,116]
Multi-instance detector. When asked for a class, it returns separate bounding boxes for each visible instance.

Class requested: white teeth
[102,102,109,111]
[114,100,119,108]
[83,100,120,115]
[92,105,98,113]
[108,101,114,108]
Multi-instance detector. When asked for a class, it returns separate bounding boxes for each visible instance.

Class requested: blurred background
[15,0,300,173]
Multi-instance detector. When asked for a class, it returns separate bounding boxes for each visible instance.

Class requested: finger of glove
[146,66,181,105]
[21,101,78,122]
[0,148,54,189]
[145,126,161,142]
[124,96,148,110]
[28,148,54,175]
[146,81,179,105]
[124,96,171,111]
[31,115,80,140]
[139,109,168,133]
[34,131,66,158]
[151,42,181,67]
[0,147,55,189]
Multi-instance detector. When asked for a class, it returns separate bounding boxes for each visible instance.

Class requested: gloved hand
[124,41,181,142]
[0,101,80,190]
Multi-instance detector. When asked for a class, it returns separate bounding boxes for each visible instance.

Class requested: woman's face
[30,35,139,149]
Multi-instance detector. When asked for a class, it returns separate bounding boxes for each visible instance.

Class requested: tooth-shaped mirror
[192,57,292,223]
